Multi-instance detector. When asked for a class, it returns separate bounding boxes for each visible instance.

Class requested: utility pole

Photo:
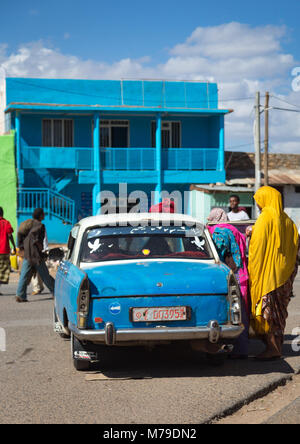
[264,91,269,186]
[254,92,261,192]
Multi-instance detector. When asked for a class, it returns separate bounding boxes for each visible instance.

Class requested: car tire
[73,358,91,371]
[71,333,92,371]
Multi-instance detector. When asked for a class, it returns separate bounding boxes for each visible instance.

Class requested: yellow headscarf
[249,186,299,335]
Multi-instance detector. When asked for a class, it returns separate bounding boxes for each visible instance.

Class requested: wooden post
[264,92,269,186]
[254,92,261,193]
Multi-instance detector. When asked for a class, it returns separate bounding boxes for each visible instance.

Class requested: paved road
[265,397,300,424]
[1,271,300,424]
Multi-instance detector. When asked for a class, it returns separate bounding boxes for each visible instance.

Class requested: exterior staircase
[17,188,76,243]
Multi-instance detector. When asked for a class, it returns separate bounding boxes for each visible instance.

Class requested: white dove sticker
[192,237,205,250]
[88,239,102,254]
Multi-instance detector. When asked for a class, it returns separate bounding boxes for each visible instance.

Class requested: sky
[1,0,300,153]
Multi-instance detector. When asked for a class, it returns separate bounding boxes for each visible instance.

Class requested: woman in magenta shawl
[207,208,250,358]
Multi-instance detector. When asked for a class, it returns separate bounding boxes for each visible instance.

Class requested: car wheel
[71,333,93,371]
[73,358,91,371]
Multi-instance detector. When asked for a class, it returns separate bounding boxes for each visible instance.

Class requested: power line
[270,94,300,110]
[219,96,255,102]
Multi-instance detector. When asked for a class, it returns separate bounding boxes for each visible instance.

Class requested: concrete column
[218,114,224,172]
[155,112,162,204]
[15,111,23,186]
[93,112,101,215]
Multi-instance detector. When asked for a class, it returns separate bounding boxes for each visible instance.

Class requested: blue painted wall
[6,78,219,110]
[19,113,220,149]
[18,213,72,244]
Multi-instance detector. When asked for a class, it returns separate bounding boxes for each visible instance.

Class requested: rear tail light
[77,277,90,329]
[228,272,242,325]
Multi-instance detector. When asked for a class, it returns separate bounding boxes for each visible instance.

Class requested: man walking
[16,208,54,302]
[0,207,16,295]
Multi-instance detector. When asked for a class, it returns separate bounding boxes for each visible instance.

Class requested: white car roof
[77,213,203,230]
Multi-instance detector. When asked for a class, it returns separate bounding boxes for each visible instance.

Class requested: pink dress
[207,223,249,315]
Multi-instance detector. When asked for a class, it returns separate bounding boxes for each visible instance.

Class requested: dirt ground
[213,373,300,424]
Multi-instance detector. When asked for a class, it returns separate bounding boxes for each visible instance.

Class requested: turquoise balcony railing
[101,148,156,170]
[162,148,219,171]
[20,146,221,171]
[21,146,94,170]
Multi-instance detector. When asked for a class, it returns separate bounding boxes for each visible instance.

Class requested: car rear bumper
[69,321,244,345]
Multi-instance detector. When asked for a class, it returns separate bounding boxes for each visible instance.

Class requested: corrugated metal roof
[191,184,254,193]
[226,169,300,186]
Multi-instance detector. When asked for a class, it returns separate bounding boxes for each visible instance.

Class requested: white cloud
[0,22,299,153]
[171,23,285,59]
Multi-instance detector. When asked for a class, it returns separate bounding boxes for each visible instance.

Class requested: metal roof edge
[5,102,231,115]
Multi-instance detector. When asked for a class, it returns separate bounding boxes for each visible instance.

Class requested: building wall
[190,190,212,223]
[211,191,254,217]
[190,189,254,223]
[283,185,300,228]
[0,76,6,136]
[6,78,219,110]
[0,131,17,232]
[19,113,220,149]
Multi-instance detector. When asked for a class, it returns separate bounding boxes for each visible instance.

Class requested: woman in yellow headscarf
[248,186,299,360]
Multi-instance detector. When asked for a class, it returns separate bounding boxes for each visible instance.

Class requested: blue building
[4,78,231,243]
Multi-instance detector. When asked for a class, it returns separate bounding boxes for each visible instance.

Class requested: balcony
[20,146,221,171]
[21,146,94,170]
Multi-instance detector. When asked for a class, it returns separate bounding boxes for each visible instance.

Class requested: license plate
[131,306,188,322]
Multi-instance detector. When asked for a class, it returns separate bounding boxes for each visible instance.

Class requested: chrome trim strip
[69,323,244,343]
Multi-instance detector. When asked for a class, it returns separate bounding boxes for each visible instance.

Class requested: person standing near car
[0,207,16,295]
[248,186,299,360]
[207,208,250,358]
[228,195,250,221]
[16,208,54,302]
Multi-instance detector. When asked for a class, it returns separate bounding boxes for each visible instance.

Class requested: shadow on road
[86,339,297,380]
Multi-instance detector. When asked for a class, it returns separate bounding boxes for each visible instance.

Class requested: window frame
[42,118,74,147]
[151,120,181,148]
[98,120,130,148]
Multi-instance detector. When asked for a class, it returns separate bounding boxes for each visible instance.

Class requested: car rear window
[80,225,213,263]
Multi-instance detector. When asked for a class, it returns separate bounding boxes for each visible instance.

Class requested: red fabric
[149,198,175,213]
[0,217,13,254]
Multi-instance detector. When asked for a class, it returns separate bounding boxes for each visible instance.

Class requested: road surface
[1,271,300,424]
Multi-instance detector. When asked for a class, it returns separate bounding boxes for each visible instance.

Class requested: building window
[99,120,129,148]
[42,119,74,147]
[151,121,181,148]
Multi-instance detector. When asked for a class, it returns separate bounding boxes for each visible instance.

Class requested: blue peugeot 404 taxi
[53,213,244,370]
